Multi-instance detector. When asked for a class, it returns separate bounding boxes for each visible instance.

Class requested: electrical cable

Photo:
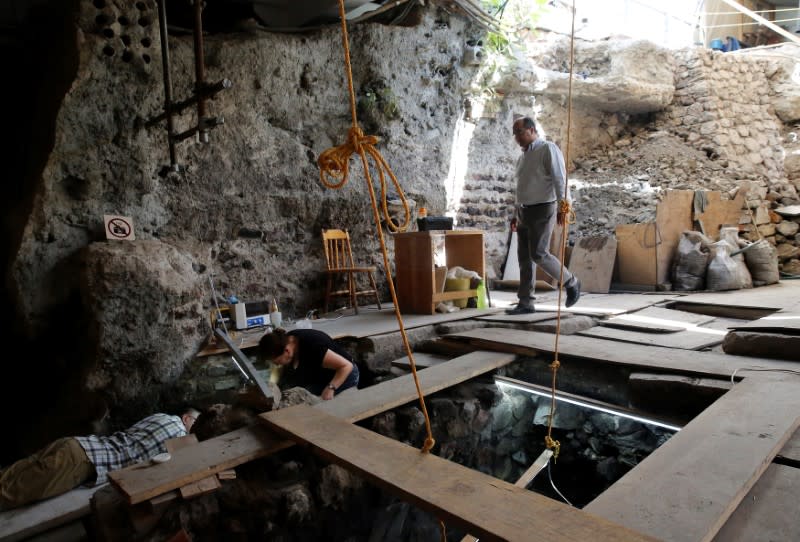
[547,461,573,507]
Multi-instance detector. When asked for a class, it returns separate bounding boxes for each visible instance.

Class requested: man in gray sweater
[507,116,581,315]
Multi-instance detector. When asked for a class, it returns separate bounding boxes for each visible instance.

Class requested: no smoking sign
[104,215,136,241]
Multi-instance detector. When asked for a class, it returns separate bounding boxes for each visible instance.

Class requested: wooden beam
[110,350,518,505]
[262,405,657,542]
[445,328,800,379]
[585,377,800,542]
[316,350,517,422]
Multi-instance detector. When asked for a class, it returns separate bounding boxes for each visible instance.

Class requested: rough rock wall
[5,1,482,430]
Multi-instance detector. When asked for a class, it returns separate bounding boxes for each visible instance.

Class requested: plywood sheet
[655,190,694,285]
[578,323,727,350]
[475,311,562,323]
[714,463,800,542]
[695,189,746,241]
[532,293,681,316]
[568,235,617,293]
[669,281,793,311]
[390,352,450,369]
[262,405,656,542]
[777,427,800,464]
[586,377,800,542]
[615,223,658,286]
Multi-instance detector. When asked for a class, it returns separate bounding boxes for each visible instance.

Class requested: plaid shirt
[75,413,186,485]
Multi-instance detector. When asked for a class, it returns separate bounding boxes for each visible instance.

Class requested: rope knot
[549,358,561,371]
[545,435,561,460]
[421,436,436,454]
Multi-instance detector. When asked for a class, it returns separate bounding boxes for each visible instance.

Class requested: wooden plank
[667,281,793,311]
[655,190,694,285]
[728,309,800,334]
[615,223,658,286]
[475,311,562,323]
[390,352,450,369]
[578,324,727,350]
[585,377,800,542]
[777,427,800,464]
[165,435,221,500]
[110,350,516,505]
[602,306,716,333]
[0,486,104,542]
[444,327,800,379]
[315,350,518,423]
[694,189,745,241]
[568,235,617,294]
[532,292,681,316]
[714,463,800,542]
[109,425,291,505]
[262,405,657,542]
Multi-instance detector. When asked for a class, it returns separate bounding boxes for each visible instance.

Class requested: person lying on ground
[0,407,200,510]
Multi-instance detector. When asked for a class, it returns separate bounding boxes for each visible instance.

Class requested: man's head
[512,116,538,148]
[181,408,201,433]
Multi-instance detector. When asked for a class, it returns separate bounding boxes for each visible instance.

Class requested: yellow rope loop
[545,435,561,460]
[421,435,436,454]
[318,127,411,232]
[559,198,576,225]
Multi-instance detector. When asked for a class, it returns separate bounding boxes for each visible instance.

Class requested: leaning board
[261,405,657,542]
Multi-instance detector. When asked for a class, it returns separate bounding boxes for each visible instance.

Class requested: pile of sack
[671,226,780,291]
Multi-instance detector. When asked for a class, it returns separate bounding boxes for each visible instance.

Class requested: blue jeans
[516,202,574,307]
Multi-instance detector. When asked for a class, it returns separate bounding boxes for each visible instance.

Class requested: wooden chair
[322,228,382,314]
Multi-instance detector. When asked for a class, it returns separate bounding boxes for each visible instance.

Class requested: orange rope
[319,0,435,456]
[545,0,578,459]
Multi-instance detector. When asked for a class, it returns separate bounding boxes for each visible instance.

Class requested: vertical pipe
[156,0,178,169]
[192,0,209,143]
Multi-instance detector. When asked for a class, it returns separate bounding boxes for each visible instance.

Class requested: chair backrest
[322,229,356,271]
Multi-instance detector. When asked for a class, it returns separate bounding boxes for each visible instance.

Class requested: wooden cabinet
[393,230,485,314]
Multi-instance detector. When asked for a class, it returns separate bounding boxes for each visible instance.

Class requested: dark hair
[259,328,290,358]
[516,116,538,133]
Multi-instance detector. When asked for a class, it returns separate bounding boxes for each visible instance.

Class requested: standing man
[507,116,580,315]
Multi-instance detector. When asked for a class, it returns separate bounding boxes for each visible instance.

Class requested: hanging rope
[319,0,435,457]
[545,0,578,461]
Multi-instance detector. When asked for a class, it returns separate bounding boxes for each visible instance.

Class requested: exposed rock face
[4,0,800,438]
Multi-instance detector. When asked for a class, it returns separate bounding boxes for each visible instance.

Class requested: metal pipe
[192,0,209,143]
[145,78,231,127]
[156,0,178,169]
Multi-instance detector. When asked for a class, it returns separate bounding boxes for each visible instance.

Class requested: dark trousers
[516,202,574,306]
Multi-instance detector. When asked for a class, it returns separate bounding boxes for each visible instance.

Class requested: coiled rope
[318,0,436,459]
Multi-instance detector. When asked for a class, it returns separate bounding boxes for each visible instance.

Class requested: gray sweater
[514,138,567,205]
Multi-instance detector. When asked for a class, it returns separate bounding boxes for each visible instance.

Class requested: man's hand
[321,387,335,401]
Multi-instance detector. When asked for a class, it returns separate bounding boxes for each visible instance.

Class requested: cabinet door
[394,233,436,314]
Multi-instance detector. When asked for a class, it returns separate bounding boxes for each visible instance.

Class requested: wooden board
[777,427,800,464]
[714,463,800,542]
[695,189,746,241]
[532,292,681,316]
[601,306,716,333]
[475,311,562,323]
[667,281,794,311]
[586,377,800,542]
[728,309,800,334]
[109,425,290,505]
[316,350,517,423]
[578,323,727,350]
[390,352,450,369]
[567,235,617,293]
[0,485,104,542]
[655,190,694,285]
[615,223,659,286]
[444,327,800,379]
[110,350,517,505]
[261,405,656,542]
[165,435,221,499]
